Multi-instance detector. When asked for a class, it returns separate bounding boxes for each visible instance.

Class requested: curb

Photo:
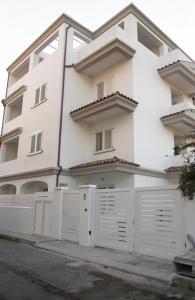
[0,233,35,246]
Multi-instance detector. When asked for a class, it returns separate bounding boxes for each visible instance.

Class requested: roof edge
[7,2,194,73]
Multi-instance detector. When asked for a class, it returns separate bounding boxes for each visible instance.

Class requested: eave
[161,109,195,135]
[158,61,195,96]
[0,127,23,143]
[70,91,138,122]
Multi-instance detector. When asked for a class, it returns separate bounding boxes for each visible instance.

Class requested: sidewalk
[0,230,173,284]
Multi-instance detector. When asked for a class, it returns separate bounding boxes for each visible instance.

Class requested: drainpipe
[1,72,10,136]
[56,25,71,187]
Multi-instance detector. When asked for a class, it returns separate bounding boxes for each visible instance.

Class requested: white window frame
[94,128,114,154]
[29,131,43,155]
[33,83,47,107]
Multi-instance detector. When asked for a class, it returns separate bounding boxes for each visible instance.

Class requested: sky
[0,0,195,125]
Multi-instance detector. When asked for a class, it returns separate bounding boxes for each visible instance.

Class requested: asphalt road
[0,238,194,300]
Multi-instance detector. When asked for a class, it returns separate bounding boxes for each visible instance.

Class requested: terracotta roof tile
[158,60,181,71]
[165,166,184,173]
[69,156,140,170]
[70,91,138,115]
[161,109,195,119]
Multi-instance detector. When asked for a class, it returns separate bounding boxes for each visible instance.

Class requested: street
[0,238,194,300]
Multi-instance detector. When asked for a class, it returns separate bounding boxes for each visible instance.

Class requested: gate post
[79,185,96,247]
[50,187,68,240]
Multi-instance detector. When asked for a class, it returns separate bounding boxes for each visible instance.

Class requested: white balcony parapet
[167,102,195,115]
[74,27,135,76]
[158,49,191,70]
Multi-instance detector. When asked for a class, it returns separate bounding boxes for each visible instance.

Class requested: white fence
[0,195,35,234]
[0,185,194,260]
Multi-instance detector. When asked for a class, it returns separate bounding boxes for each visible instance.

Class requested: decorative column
[78,185,96,247]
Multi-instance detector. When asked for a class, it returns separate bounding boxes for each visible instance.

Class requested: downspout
[1,72,10,136]
[56,25,71,187]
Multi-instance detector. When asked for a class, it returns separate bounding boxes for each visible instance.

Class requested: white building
[0,3,195,195]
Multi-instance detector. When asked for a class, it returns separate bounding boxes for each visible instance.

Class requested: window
[137,23,163,56]
[97,82,104,99]
[1,137,19,162]
[192,97,195,106]
[174,136,187,156]
[171,89,183,105]
[35,33,59,65]
[6,95,23,122]
[34,83,47,105]
[118,21,124,30]
[73,32,89,50]
[95,129,113,152]
[30,132,43,154]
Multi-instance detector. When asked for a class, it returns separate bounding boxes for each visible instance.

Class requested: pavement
[0,230,173,284]
[0,237,195,300]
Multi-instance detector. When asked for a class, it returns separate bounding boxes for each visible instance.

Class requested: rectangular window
[96,132,103,151]
[105,129,112,149]
[30,132,43,154]
[95,129,113,152]
[97,82,104,100]
[34,84,47,105]
[1,137,19,162]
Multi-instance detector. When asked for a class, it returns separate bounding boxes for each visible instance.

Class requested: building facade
[0,3,195,194]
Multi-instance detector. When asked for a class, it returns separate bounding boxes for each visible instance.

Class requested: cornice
[0,127,23,143]
[2,85,27,106]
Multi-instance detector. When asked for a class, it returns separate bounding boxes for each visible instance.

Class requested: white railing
[167,102,195,115]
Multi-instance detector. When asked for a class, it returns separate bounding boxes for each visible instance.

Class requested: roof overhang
[0,127,23,143]
[161,110,195,135]
[70,92,138,122]
[74,39,135,76]
[69,157,166,178]
[158,61,195,96]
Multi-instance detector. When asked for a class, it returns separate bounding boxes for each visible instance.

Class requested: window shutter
[105,129,112,149]
[97,82,104,100]
[35,88,40,104]
[96,132,103,151]
[30,135,36,153]
[41,84,46,101]
[105,76,114,95]
[36,132,42,152]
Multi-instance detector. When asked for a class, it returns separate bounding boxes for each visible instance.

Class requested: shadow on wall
[0,184,16,195]
[20,181,48,194]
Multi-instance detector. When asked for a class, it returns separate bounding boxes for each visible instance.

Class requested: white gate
[94,188,134,251]
[34,192,53,236]
[62,190,80,242]
[135,187,185,259]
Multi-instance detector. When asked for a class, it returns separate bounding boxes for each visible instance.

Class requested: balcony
[161,103,195,135]
[158,59,195,96]
[74,27,135,76]
[70,91,138,123]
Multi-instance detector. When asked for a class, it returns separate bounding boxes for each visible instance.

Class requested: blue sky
[0,0,195,123]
